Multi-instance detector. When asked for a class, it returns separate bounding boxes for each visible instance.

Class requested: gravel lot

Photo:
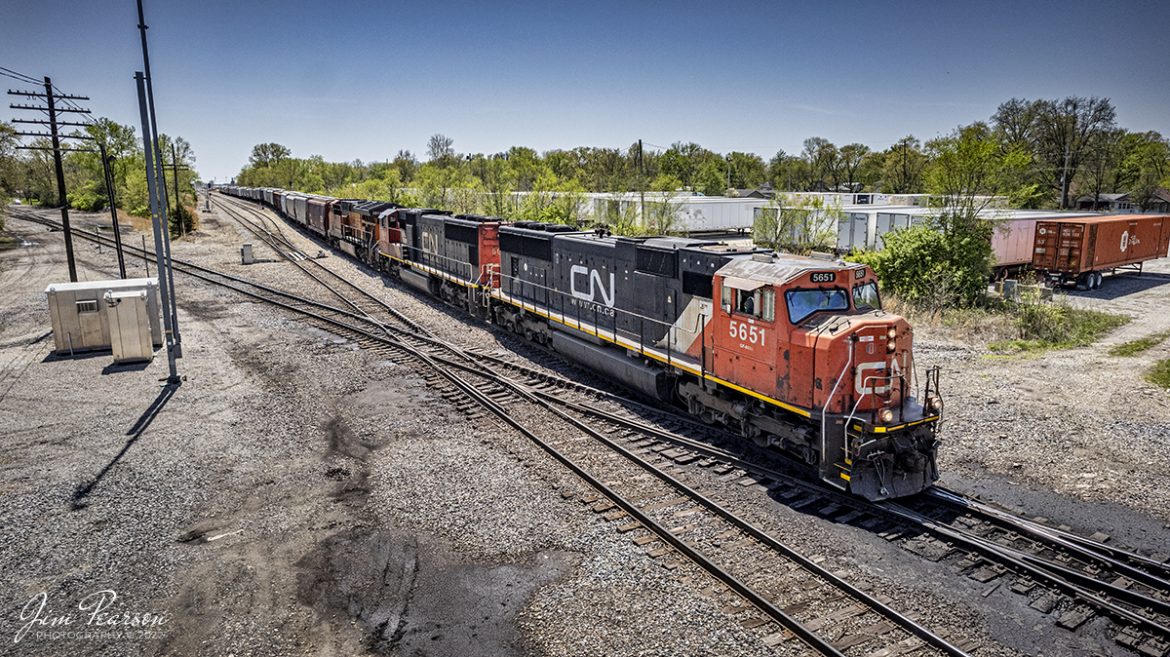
[5,199,1168,657]
[918,257,1170,534]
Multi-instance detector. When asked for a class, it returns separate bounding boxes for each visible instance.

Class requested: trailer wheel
[1076,273,1091,290]
[1093,272,1104,289]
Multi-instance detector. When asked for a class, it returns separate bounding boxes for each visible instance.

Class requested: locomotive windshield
[786,288,849,323]
[853,281,881,311]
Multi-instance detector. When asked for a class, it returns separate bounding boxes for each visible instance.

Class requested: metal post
[98,141,127,278]
[136,71,178,383]
[142,234,149,277]
[44,76,77,282]
[138,0,181,349]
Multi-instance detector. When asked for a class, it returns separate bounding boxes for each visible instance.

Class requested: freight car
[218,187,943,500]
[1032,214,1170,289]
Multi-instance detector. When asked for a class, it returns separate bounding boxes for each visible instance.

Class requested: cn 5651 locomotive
[221,187,943,500]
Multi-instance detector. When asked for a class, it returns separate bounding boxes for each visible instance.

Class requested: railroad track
[16,206,977,656]
[213,195,1170,656]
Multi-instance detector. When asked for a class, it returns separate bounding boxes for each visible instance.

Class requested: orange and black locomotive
[222,186,943,500]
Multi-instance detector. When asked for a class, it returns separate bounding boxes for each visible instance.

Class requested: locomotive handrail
[820,337,854,480]
[843,367,904,459]
[842,371,897,460]
[400,243,479,285]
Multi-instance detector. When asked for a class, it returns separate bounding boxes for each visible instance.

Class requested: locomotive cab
[706,255,941,500]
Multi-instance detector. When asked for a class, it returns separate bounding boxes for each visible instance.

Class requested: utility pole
[137,0,181,352]
[163,143,192,237]
[637,139,645,231]
[8,79,93,282]
[137,71,178,384]
[97,141,127,278]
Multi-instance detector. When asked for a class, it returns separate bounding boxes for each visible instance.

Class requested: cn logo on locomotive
[570,265,615,308]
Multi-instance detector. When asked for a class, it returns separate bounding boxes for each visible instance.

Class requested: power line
[0,65,40,84]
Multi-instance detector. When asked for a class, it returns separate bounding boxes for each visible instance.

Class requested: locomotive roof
[717,252,864,285]
[352,200,397,215]
[453,213,503,223]
[640,236,720,250]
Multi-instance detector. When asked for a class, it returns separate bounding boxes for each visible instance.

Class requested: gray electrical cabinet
[45,278,162,355]
[107,290,154,363]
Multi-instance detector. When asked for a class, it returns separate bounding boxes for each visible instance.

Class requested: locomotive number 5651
[728,320,765,346]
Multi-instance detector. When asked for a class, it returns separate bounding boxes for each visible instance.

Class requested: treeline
[0,118,200,234]
[236,96,1169,215]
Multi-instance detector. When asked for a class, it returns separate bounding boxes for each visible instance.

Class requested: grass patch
[884,295,1017,345]
[1147,358,1170,389]
[1109,331,1170,357]
[989,303,1129,353]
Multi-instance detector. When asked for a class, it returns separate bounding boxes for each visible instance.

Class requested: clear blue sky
[4,0,1168,183]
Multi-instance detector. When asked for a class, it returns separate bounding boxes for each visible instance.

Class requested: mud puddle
[298,528,574,656]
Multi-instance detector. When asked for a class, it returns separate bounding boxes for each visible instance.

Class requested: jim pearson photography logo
[14,590,168,644]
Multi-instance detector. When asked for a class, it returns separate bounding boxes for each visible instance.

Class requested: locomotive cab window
[786,288,849,324]
[722,284,775,322]
[853,281,881,311]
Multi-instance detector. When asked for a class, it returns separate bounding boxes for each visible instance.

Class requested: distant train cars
[219,185,945,500]
[1032,214,1170,289]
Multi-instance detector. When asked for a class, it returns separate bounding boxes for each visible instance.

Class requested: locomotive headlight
[926,395,944,414]
[887,340,897,353]
[886,327,897,340]
[878,408,895,424]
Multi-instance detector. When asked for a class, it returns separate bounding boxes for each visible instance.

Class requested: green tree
[481,156,517,217]
[837,143,870,190]
[694,159,726,196]
[1029,97,1117,208]
[880,136,927,194]
[506,146,546,191]
[727,151,767,189]
[249,142,290,168]
[802,137,840,191]
[0,122,19,223]
[392,149,418,182]
[1126,132,1170,210]
[768,150,811,191]
[649,173,683,192]
[754,194,839,253]
[427,133,456,165]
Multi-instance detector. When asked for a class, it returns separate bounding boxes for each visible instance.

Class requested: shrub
[991,300,1128,352]
[855,224,992,313]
